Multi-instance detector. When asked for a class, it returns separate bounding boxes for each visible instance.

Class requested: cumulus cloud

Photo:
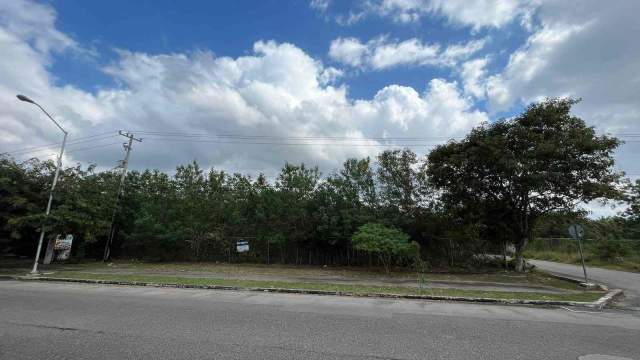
[329,36,486,70]
[1,0,486,176]
[478,0,640,179]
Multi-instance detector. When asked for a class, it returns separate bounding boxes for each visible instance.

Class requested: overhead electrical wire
[5,129,640,157]
[142,137,440,147]
[1,131,118,156]
[65,142,123,156]
[4,129,640,166]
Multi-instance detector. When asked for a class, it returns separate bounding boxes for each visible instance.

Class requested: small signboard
[54,234,73,261]
[567,224,589,285]
[236,239,249,253]
[568,224,584,240]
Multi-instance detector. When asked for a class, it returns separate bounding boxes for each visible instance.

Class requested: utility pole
[103,131,141,261]
[16,95,68,275]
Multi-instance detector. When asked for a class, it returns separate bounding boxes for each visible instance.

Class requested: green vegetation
[526,248,640,273]
[427,98,622,271]
[41,271,603,303]
[351,223,417,273]
[1,99,637,274]
[1,260,582,289]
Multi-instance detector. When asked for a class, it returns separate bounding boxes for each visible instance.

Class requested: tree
[624,179,640,222]
[621,179,640,239]
[377,149,425,215]
[351,223,416,273]
[427,98,622,271]
[0,157,51,255]
[275,163,320,263]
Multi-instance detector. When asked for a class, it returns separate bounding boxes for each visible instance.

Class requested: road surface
[1,280,639,360]
[530,260,640,309]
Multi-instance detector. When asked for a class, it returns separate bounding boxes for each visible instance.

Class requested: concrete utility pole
[16,95,68,275]
[103,131,141,261]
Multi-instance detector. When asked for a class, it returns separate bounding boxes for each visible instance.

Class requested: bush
[351,223,418,273]
[593,240,631,262]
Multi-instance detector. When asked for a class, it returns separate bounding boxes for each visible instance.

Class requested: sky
[1,0,639,217]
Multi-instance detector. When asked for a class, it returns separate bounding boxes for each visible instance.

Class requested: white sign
[236,239,249,253]
[54,234,73,261]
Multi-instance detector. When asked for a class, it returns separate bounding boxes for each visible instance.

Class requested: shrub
[593,240,630,262]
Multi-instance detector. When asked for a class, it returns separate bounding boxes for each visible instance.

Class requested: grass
[41,271,603,303]
[525,250,640,273]
[1,259,601,302]
[20,260,581,287]
[2,259,586,290]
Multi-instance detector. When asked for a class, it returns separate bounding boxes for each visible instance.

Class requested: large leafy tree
[427,98,622,271]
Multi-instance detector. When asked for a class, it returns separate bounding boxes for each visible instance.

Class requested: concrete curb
[592,289,624,309]
[2,275,622,309]
[538,271,609,291]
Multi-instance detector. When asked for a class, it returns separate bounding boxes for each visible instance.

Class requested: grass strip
[50,271,603,302]
[27,260,585,290]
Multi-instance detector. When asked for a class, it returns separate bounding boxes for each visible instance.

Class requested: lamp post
[17,94,68,274]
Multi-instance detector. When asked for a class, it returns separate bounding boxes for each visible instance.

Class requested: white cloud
[1,0,486,176]
[352,79,487,134]
[460,57,489,99]
[329,36,486,70]
[328,37,369,68]
[440,39,487,66]
[370,37,440,69]
[316,0,529,29]
[309,0,331,13]
[421,0,526,29]
[0,0,76,55]
[479,0,640,178]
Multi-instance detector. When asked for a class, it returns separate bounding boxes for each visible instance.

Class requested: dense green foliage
[427,99,622,270]
[1,99,636,269]
[623,179,640,238]
[351,223,418,273]
[0,151,443,266]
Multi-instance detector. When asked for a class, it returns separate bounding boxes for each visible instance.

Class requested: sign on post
[567,224,589,285]
[236,239,249,253]
[568,224,584,240]
[54,234,74,261]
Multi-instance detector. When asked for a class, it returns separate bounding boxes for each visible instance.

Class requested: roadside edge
[1,274,621,309]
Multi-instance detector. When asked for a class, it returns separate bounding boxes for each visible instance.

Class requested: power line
[5,129,640,157]
[131,131,460,141]
[1,132,118,155]
[65,142,124,155]
[142,138,440,147]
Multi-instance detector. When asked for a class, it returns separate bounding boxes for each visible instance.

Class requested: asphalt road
[530,260,640,309]
[1,280,639,360]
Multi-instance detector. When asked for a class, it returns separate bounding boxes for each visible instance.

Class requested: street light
[17,94,68,274]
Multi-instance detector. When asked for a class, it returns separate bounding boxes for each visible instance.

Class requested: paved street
[530,260,640,309]
[1,280,639,360]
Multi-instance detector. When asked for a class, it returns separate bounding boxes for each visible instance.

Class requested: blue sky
[49,0,524,106]
[1,0,639,218]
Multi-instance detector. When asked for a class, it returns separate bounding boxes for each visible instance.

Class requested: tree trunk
[503,241,508,271]
[514,237,528,272]
[379,253,391,274]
